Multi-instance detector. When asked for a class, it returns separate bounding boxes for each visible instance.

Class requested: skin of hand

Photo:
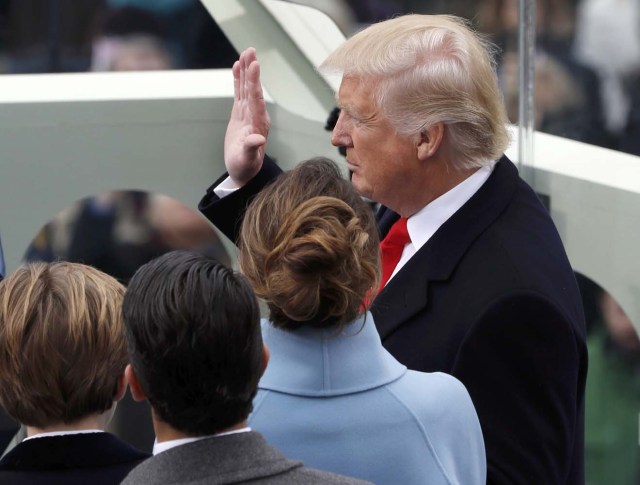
[224,47,272,186]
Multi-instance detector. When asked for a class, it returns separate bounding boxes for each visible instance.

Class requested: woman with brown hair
[239,158,485,485]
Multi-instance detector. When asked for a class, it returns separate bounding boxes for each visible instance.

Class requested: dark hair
[100,6,167,40]
[239,157,380,331]
[123,250,262,436]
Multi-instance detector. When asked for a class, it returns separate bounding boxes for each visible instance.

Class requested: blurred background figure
[343,0,400,32]
[499,50,605,145]
[284,0,402,35]
[91,5,172,71]
[479,0,608,147]
[0,0,237,73]
[2,0,103,73]
[574,0,640,148]
[24,191,230,284]
[103,0,237,68]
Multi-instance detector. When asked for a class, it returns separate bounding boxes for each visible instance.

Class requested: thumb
[245,134,267,148]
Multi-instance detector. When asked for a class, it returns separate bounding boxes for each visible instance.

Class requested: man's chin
[349,175,371,199]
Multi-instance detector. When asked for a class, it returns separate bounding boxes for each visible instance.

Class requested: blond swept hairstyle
[0,262,127,428]
[320,14,511,170]
[239,158,380,331]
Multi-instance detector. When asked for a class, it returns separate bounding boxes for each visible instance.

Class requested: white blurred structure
[0,0,639,331]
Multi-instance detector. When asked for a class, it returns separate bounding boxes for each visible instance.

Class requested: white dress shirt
[23,429,104,442]
[152,427,251,455]
[388,165,493,283]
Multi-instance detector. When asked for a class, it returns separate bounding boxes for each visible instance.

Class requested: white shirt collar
[152,427,251,455]
[23,429,104,442]
[407,164,493,250]
[388,164,493,283]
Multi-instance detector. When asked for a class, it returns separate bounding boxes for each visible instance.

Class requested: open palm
[225,48,272,186]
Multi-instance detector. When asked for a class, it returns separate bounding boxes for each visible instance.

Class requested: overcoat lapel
[372,155,520,340]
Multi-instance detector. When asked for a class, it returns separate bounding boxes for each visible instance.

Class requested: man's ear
[260,344,270,378]
[125,364,147,402]
[417,122,445,160]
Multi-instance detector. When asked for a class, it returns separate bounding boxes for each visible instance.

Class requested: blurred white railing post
[518,0,536,182]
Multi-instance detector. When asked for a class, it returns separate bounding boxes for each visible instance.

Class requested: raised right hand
[224,47,271,186]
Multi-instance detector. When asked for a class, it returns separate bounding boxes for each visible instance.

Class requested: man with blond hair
[0,262,149,484]
[199,14,587,484]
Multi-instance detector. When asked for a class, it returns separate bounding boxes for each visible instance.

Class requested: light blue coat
[249,313,486,485]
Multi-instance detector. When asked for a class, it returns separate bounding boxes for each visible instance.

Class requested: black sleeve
[454,291,586,484]
[198,156,283,244]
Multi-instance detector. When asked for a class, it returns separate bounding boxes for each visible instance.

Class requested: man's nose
[331,115,350,147]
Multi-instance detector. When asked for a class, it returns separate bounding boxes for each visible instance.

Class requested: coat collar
[259,312,406,396]
[0,432,148,471]
[372,155,520,340]
[127,432,302,484]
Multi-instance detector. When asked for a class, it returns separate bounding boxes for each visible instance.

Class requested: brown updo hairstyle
[239,157,380,331]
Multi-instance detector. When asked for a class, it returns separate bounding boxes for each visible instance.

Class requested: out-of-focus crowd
[0,0,639,154]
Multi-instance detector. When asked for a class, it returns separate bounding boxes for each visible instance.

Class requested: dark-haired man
[120,250,370,485]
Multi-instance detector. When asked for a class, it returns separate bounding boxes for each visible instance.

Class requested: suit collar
[0,432,148,471]
[130,432,301,484]
[372,156,520,339]
[259,313,406,396]
[152,428,251,455]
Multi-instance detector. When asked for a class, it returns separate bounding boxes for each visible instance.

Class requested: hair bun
[263,197,369,325]
[239,157,380,330]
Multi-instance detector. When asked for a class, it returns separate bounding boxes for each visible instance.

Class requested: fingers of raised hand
[246,61,265,108]
[238,48,257,100]
[233,60,241,101]
[239,54,246,100]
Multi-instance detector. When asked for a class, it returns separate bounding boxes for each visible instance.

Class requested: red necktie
[379,217,410,291]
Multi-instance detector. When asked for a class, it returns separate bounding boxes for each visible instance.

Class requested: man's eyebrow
[334,95,353,112]
[335,100,358,117]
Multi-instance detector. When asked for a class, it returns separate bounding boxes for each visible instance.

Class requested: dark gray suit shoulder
[121,431,371,485]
